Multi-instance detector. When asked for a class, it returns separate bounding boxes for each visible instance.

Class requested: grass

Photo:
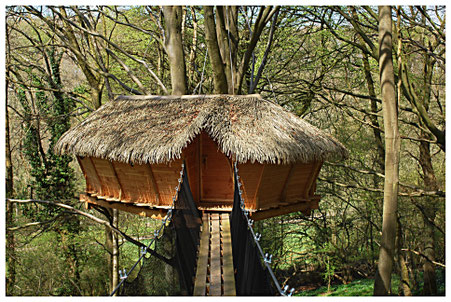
[295,269,445,296]
[295,278,377,296]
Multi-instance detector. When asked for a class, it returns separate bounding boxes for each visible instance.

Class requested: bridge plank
[193,212,236,296]
[221,213,236,296]
[209,213,222,296]
[193,215,210,296]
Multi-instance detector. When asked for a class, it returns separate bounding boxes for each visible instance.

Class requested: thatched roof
[55,94,348,164]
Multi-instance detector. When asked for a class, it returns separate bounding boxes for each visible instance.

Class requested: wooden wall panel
[79,157,102,195]
[256,164,291,209]
[236,163,263,209]
[308,162,323,196]
[91,158,122,199]
[77,146,323,219]
[105,161,131,202]
[152,158,184,206]
[200,132,234,204]
[283,162,316,202]
[112,161,157,204]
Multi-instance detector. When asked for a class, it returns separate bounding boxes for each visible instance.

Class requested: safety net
[119,164,201,296]
[172,164,202,294]
[119,225,180,295]
[230,169,275,296]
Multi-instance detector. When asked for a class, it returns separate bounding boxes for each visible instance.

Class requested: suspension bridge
[110,163,294,296]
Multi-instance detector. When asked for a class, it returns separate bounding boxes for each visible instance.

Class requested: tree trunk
[422,226,438,295]
[235,6,278,94]
[417,16,439,293]
[226,6,239,88]
[396,218,412,296]
[394,13,411,296]
[419,139,438,295]
[188,7,198,89]
[157,37,164,95]
[5,91,13,197]
[163,6,188,95]
[249,8,279,94]
[105,217,113,291]
[5,76,16,295]
[203,6,228,94]
[215,6,234,94]
[112,209,119,293]
[58,7,104,108]
[361,51,385,172]
[373,5,400,296]
[106,208,120,295]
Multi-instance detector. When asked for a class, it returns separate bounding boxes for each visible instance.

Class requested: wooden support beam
[76,156,87,181]
[308,161,323,196]
[145,164,161,205]
[84,157,104,195]
[280,164,295,202]
[80,193,167,219]
[108,161,125,200]
[253,164,265,208]
[197,201,233,211]
[90,157,108,196]
[76,156,91,192]
[198,133,202,202]
[310,195,321,209]
[199,198,233,203]
[249,197,320,221]
[304,161,323,198]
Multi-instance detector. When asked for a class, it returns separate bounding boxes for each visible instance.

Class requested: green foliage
[19,49,75,214]
[12,46,83,296]
[12,224,110,296]
[322,245,337,290]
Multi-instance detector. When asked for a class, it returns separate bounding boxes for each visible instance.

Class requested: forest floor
[294,269,445,296]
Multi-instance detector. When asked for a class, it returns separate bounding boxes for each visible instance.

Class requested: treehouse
[55,94,347,220]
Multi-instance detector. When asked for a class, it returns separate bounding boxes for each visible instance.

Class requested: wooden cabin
[56,94,347,220]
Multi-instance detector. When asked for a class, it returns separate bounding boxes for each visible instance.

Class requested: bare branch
[106,49,149,94]
[401,248,445,268]
[319,177,445,198]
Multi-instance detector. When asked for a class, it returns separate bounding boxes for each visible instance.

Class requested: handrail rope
[109,163,185,296]
[233,162,295,297]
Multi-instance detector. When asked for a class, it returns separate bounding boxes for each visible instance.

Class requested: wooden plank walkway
[193,213,236,296]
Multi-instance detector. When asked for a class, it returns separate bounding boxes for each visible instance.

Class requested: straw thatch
[55,94,348,165]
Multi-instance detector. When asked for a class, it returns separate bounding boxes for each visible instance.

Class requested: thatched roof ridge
[55,94,348,164]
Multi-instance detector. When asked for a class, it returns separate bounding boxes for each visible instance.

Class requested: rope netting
[113,163,201,296]
[172,163,202,295]
[119,225,180,295]
[231,163,295,296]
